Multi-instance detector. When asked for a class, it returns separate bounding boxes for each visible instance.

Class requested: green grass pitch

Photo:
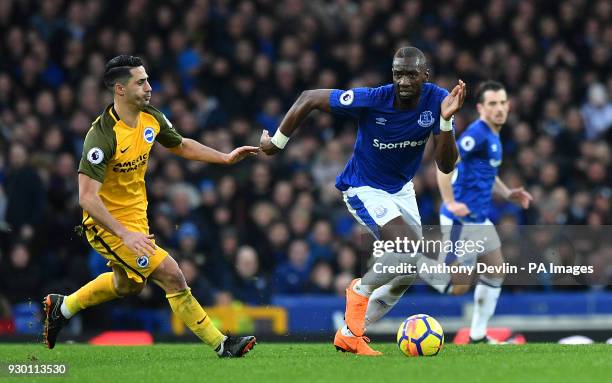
[0,343,609,383]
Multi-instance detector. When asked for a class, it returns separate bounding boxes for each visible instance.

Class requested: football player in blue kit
[436,80,532,343]
[260,47,466,355]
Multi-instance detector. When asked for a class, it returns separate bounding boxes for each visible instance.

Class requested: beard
[133,95,150,110]
[397,89,419,102]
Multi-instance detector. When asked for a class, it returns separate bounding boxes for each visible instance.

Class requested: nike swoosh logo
[120,146,130,153]
[197,315,207,324]
[51,300,61,320]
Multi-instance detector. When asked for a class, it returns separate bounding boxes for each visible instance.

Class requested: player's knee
[162,269,188,293]
[150,256,188,293]
[380,217,414,241]
[172,270,187,290]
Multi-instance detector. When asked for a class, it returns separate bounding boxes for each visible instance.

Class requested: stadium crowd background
[0,0,610,331]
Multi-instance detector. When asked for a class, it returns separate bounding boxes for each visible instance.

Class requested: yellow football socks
[166,288,225,348]
[63,272,120,316]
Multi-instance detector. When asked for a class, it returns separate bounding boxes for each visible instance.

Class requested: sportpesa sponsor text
[372,138,428,150]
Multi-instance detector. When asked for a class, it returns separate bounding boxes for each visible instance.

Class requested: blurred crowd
[0,0,611,330]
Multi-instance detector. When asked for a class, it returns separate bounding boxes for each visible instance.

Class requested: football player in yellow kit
[43,55,259,357]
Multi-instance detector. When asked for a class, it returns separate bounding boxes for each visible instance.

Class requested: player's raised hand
[441,80,467,120]
[225,146,260,165]
[446,200,471,217]
[507,187,533,209]
[259,130,281,155]
[121,231,157,257]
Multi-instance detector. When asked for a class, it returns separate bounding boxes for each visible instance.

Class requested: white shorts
[439,214,501,265]
[342,182,422,240]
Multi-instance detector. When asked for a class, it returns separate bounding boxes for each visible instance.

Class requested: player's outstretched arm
[434,80,466,173]
[78,173,157,257]
[494,176,533,209]
[433,128,459,174]
[440,80,466,120]
[168,138,259,165]
[436,167,470,217]
[260,89,332,155]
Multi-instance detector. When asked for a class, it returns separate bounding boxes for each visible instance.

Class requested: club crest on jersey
[339,90,354,105]
[136,256,149,268]
[143,127,155,143]
[489,159,502,167]
[87,147,104,164]
[374,206,388,218]
[417,111,435,127]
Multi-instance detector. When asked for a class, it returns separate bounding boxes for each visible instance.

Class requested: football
[396,314,444,357]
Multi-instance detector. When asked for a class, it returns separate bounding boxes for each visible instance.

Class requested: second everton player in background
[260,47,466,355]
[435,81,533,343]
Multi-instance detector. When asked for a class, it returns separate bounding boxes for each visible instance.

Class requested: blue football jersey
[440,119,503,223]
[329,83,449,194]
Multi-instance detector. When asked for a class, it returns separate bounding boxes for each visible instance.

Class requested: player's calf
[479,248,506,280]
[365,275,414,328]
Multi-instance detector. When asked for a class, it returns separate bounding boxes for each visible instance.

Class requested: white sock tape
[440,116,453,132]
[270,129,290,149]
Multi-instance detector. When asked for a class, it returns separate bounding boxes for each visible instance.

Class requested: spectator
[231,246,270,305]
[308,219,334,263]
[0,243,40,304]
[274,240,311,294]
[336,244,358,277]
[334,272,354,297]
[581,83,612,139]
[256,97,283,133]
[174,222,203,259]
[308,260,335,295]
[265,221,291,267]
[5,143,45,239]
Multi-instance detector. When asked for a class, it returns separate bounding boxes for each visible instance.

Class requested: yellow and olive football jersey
[78,104,183,225]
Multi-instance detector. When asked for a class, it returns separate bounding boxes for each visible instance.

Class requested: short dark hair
[103,55,143,90]
[394,46,428,71]
[476,80,505,104]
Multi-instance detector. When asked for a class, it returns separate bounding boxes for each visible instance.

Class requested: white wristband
[440,116,453,132]
[270,129,290,149]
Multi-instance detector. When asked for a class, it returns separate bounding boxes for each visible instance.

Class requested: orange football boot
[344,278,369,336]
[334,329,382,356]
